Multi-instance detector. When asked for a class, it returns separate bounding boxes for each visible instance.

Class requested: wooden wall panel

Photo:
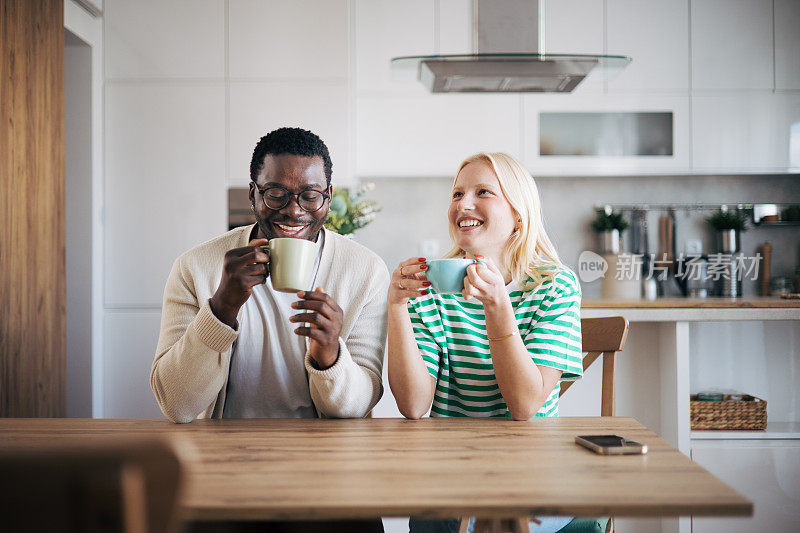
[0,0,65,416]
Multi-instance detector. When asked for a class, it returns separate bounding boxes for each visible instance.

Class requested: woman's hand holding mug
[462,255,509,307]
[389,257,430,305]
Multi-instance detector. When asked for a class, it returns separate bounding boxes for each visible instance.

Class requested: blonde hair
[443,152,563,288]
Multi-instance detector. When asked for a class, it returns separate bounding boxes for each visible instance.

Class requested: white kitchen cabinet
[228,82,350,187]
[775,0,800,91]
[104,0,225,79]
[543,0,605,95]
[356,93,521,178]
[104,83,227,307]
[103,311,165,418]
[692,93,800,172]
[543,0,604,55]
[522,93,691,175]
[228,1,351,184]
[689,319,800,532]
[606,0,690,93]
[691,441,800,533]
[690,0,773,90]
[438,0,472,54]
[355,0,435,94]
[228,0,349,80]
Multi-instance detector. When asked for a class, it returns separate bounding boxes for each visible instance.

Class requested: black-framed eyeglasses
[256,185,329,213]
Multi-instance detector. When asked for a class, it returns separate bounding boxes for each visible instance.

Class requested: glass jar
[770,276,792,297]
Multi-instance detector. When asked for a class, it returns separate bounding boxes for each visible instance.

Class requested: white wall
[65,0,105,417]
[65,30,93,418]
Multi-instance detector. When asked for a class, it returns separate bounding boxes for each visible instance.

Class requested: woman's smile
[456,216,484,231]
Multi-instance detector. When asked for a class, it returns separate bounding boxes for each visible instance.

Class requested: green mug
[267,238,318,293]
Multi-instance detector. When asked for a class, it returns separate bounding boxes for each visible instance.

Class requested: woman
[387,153,582,533]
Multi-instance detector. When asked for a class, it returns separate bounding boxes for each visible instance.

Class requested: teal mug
[425,258,480,294]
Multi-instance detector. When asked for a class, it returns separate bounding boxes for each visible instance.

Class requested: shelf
[691,421,800,441]
[752,221,800,227]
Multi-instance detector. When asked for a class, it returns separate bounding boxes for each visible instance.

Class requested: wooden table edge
[182,502,754,522]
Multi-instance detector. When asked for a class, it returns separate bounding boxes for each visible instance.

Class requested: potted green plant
[591,206,629,254]
[781,205,800,222]
[705,208,748,253]
[324,183,381,237]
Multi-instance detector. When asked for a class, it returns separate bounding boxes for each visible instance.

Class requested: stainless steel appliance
[392,0,630,93]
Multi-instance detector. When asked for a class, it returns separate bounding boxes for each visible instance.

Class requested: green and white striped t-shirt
[407,268,582,418]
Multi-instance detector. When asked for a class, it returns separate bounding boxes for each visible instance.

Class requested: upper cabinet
[352,0,799,177]
[228,0,349,81]
[775,0,800,91]
[354,0,524,177]
[543,0,604,55]
[105,0,225,79]
[692,93,800,172]
[542,0,605,95]
[523,94,692,175]
[438,0,473,55]
[690,0,773,90]
[228,0,351,186]
[606,0,689,92]
[355,0,435,94]
[689,0,800,172]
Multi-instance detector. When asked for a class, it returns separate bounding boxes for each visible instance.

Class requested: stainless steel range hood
[391,0,630,94]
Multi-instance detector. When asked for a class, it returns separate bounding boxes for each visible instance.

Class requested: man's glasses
[256,185,329,213]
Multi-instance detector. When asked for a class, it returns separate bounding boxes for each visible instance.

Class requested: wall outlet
[419,239,441,257]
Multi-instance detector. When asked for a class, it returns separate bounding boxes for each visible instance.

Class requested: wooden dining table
[0,417,751,522]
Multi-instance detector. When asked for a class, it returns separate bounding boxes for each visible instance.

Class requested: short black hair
[249,127,333,185]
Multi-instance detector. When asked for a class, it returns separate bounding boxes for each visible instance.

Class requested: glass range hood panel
[393,53,631,69]
[392,53,632,93]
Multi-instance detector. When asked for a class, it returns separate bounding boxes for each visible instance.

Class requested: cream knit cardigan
[151,225,390,423]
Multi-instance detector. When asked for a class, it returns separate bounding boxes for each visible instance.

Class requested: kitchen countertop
[582,297,800,309]
[581,297,800,321]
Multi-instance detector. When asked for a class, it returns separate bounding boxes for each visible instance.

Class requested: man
[151,127,389,424]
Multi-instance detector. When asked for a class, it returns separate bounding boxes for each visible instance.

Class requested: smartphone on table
[575,435,648,455]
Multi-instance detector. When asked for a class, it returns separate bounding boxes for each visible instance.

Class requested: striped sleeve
[522,270,583,381]
[407,296,442,379]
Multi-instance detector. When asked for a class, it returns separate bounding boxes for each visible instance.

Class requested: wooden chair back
[0,436,187,533]
[559,316,630,416]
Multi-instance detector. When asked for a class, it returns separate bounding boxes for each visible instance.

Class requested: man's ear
[249,181,255,207]
[327,184,334,201]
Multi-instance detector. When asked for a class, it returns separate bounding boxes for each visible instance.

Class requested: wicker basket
[690,394,767,430]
